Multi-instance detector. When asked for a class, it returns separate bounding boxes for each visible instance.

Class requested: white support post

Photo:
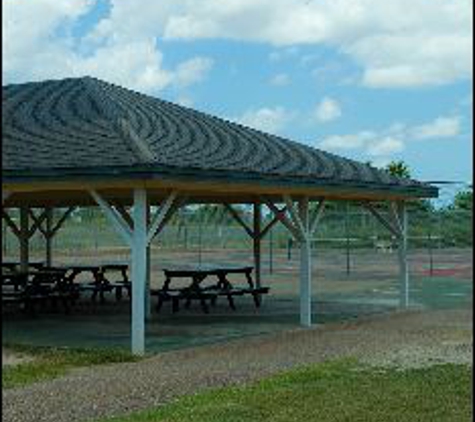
[397,202,409,308]
[253,203,262,288]
[298,198,312,327]
[19,207,29,272]
[145,203,152,320]
[131,188,148,355]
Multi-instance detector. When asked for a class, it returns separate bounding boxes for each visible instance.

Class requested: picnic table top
[2,260,45,269]
[55,262,128,271]
[163,265,253,275]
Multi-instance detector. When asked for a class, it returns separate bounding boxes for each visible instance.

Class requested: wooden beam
[3,177,424,203]
[261,197,303,242]
[147,191,178,245]
[112,204,133,230]
[28,209,47,237]
[283,195,306,237]
[259,209,284,240]
[19,207,29,271]
[45,207,53,266]
[309,199,326,235]
[51,207,76,236]
[223,203,254,238]
[27,209,48,238]
[362,202,401,239]
[1,210,21,238]
[389,202,404,236]
[90,190,132,247]
[253,202,262,288]
[151,196,187,239]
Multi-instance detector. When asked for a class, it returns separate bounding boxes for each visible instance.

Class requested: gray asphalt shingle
[2,76,436,197]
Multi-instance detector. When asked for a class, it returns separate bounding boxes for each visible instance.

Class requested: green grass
[100,359,472,422]
[2,344,140,389]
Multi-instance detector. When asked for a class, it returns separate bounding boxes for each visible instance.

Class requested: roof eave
[2,165,439,200]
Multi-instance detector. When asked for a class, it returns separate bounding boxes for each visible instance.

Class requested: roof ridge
[80,77,157,164]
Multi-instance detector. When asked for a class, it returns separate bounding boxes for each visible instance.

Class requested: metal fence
[3,206,471,256]
[2,206,472,311]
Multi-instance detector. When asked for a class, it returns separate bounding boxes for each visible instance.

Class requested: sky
[3,0,473,189]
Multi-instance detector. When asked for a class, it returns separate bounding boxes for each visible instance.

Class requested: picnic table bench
[152,266,270,313]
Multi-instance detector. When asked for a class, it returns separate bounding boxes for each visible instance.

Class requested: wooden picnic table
[2,267,74,314]
[153,265,270,313]
[55,263,130,302]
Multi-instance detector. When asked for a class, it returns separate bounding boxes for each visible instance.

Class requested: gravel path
[2,351,34,367]
[3,307,472,422]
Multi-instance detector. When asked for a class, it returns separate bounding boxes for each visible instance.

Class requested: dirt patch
[361,341,473,369]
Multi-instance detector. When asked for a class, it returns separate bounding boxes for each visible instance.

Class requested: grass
[2,343,140,389]
[100,359,472,422]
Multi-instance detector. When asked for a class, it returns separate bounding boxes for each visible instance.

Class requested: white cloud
[270,73,291,86]
[174,57,214,88]
[367,136,404,156]
[2,0,94,82]
[71,40,173,92]
[3,0,213,93]
[319,114,462,161]
[320,131,376,150]
[4,0,472,90]
[137,0,471,88]
[411,116,461,139]
[234,107,292,134]
[176,95,194,107]
[314,97,342,122]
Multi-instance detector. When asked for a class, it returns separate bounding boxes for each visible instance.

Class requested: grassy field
[2,344,140,389]
[100,359,472,422]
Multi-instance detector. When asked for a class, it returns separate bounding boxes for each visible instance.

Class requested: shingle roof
[2,76,437,198]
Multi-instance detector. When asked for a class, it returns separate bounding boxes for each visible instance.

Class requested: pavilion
[2,76,438,354]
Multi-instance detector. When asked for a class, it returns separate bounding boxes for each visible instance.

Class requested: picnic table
[152,265,270,313]
[56,263,130,302]
[2,267,74,314]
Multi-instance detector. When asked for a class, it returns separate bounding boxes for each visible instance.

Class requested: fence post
[428,212,434,277]
[345,204,351,276]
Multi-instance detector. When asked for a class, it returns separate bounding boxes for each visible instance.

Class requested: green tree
[452,186,473,210]
[385,160,411,179]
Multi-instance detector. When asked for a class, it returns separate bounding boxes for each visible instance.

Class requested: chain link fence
[2,205,472,312]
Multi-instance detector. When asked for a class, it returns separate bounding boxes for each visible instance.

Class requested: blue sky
[3,0,473,187]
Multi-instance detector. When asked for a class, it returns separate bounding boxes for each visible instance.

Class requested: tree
[452,186,473,210]
[385,160,411,179]
[383,160,435,212]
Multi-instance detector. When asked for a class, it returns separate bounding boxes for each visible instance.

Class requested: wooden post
[397,202,409,308]
[131,188,148,355]
[45,207,53,266]
[253,202,262,288]
[19,207,29,272]
[298,197,312,327]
